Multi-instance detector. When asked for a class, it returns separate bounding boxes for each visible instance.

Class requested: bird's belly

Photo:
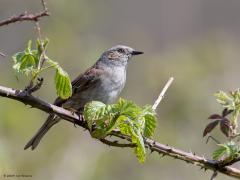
[63,77,125,110]
[91,80,124,103]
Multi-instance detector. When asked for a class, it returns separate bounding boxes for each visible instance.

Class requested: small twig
[152,77,174,111]
[35,21,47,69]
[24,78,43,94]
[41,0,48,11]
[206,136,220,144]
[35,21,43,40]
[27,78,44,94]
[0,11,49,27]
[210,171,218,180]
[100,138,136,148]
[0,51,6,57]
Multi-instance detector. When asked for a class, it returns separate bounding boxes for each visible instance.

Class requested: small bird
[24,45,143,150]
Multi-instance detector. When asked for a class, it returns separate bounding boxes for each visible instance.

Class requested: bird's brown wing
[53,63,105,106]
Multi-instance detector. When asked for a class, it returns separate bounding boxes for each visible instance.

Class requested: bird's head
[100,45,143,66]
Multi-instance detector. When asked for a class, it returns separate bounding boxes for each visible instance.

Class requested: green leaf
[212,144,229,160]
[142,106,157,137]
[12,52,25,72]
[82,98,158,163]
[215,91,234,109]
[212,142,240,161]
[84,101,117,138]
[225,142,240,160]
[12,40,40,76]
[116,98,141,118]
[12,52,38,75]
[26,40,32,53]
[54,66,72,99]
[84,101,107,131]
[132,130,146,163]
[36,38,49,52]
[118,117,146,163]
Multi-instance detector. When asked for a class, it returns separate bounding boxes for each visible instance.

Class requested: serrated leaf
[84,101,106,131]
[144,114,157,137]
[220,118,231,137]
[132,130,146,163]
[82,98,158,163]
[118,118,146,163]
[227,142,240,159]
[116,98,141,118]
[12,40,39,76]
[84,101,118,138]
[203,120,219,137]
[212,144,228,160]
[54,66,72,99]
[215,91,233,107]
[12,52,25,72]
[212,143,240,161]
[12,53,38,75]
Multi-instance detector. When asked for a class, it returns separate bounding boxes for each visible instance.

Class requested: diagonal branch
[0,85,240,178]
[0,51,6,57]
[152,77,174,110]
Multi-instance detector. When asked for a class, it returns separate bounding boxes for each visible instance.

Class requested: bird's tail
[24,114,60,150]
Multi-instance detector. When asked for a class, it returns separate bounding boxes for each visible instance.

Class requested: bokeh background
[1,0,240,179]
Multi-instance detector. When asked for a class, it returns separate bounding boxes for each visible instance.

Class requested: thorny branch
[0,84,240,179]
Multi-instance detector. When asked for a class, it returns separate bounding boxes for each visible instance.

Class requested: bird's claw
[74,113,83,127]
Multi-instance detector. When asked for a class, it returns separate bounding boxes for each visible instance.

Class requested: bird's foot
[74,113,83,127]
[64,107,81,127]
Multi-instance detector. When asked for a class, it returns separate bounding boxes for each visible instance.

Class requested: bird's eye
[117,48,125,53]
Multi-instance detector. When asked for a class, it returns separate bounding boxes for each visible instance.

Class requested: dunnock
[24,45,143,150]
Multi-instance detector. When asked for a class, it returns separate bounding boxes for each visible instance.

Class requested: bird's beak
[131,50,144,56]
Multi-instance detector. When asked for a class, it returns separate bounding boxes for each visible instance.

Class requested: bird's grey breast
[79,65,126,104]
[98,65,126,103]
[63,65,126,110]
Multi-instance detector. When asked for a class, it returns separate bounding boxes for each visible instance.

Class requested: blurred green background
[1,0,240,179]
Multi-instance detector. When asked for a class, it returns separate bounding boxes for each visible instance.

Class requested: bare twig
[0,84,240,178]
[210,171,218,180]
[35,21,47,69]
[24,77,44,94]
[0,52,6,57]
[152,77,174,111]
[41,0,48,11]
[206,136,220,144]
[0,11,49,27]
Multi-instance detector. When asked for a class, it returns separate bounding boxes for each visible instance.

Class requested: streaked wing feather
[53,63,104,106]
